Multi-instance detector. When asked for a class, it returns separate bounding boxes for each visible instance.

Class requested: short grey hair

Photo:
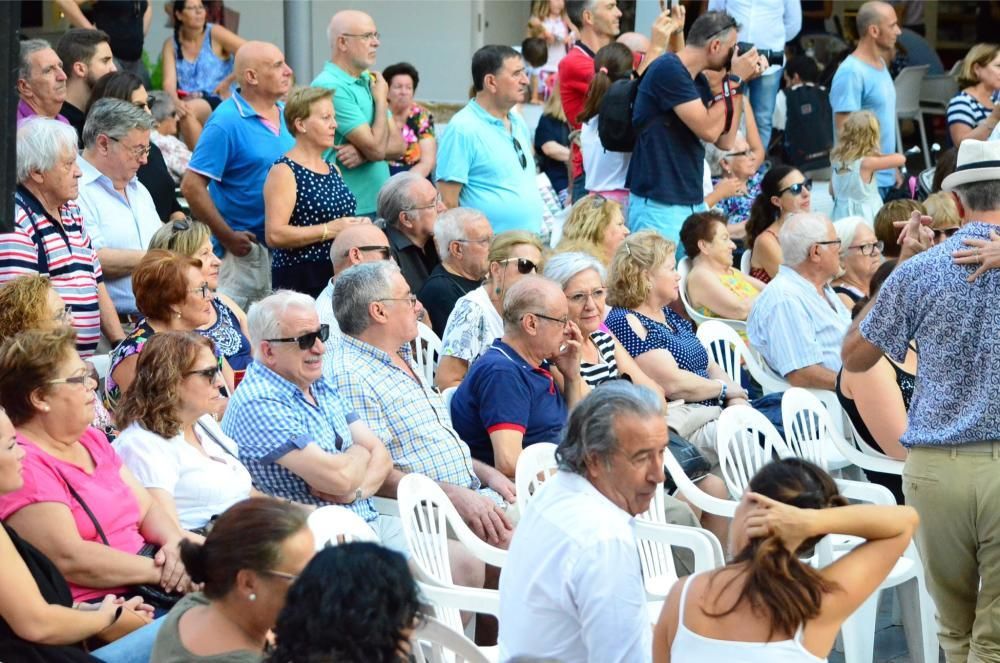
[543,251,606,289]
[434,208,486,256]
[703,132,745,178]
[954,181,1000,212]
[501,276,557,330]
[376,171,422,228]
[780,212,832,267]
[19,39,52,80]
[16,117,79,183]
[247,290,319,360]
[332,261,400,336]
[556,381,664,474]
[833,216,870,257]
[148,91,176,124]
[856,1,889,36]
[81,98,155,150]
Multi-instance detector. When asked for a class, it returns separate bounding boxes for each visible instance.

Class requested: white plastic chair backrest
[307,506,379,550]
[696,320,788,394]
[716,405,793,499]
[440,386,457,414]
[919,74,958,107]
[514,442,558,515]
[894,65,929,115]
[411,615,490,663]
[816,479,898,567]
[413,322,443,385]
[636,481,681,596]
[740,249,752,275]
[781,388,833,469]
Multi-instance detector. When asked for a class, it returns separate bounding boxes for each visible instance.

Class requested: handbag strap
[56,469,111,547]
[194,419,260,491]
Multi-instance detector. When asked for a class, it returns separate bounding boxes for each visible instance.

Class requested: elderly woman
[384,62,436,178]
[745,166,812,284]
[831,217,883,308]
[681,211,765,323]
[704,132,762,240]
[148,92,195,184]
[114,333,255,532]
[3,117,120,357]
[555,193,630,266]
[264,87,368,298]
[0,328,192,607]
[152,498,314,662]
[107,250,230,410]
[436,231,545,390]
[149,219,252,385]
[947,43,1000,146]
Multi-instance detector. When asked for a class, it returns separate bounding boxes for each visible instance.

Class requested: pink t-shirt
[0,427,145,602]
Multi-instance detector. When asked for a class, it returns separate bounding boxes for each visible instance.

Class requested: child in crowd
[527,0,576,100]
[830,110,906,223]
[521,37,549,103]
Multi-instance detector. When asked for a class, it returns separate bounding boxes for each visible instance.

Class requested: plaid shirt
[221,361,378,522]
[332,335,501,504]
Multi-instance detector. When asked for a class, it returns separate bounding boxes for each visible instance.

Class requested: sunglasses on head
[499,257,537,274]
[265,324,330,350]
[779,178,813,196]
[512,137,528,170]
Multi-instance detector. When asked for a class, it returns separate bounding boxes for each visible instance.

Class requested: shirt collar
[77,154,137,190]
[231,90,286,119]
[323,60,370,85]
[467,99,511,128]
[558,472,635,525]
[340,334,414,365]
[386,225,417,251]
[779,265,839,297]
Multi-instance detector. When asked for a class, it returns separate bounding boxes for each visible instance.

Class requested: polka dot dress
[270,156,357,269]
[605,305,711,378]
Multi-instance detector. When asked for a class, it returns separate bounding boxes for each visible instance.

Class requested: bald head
[617,32,649,55]
[331,223,390,274]
[856,1,893,37]
[502,276,563,330]
[235,41,273,79]
[327,10,375,44]
[233,41,291,100]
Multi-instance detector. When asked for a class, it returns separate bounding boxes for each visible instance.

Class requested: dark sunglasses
[186,366,222,381]
[512,137,528,170]
[352,245,392,260]
[499,257,537,274]
[935,227,959,239]
[779,178,813,196]
[265,324,330,350]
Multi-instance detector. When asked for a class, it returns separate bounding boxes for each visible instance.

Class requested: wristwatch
[727,73,744,87]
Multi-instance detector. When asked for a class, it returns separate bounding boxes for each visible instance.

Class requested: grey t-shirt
[151,592,264,663]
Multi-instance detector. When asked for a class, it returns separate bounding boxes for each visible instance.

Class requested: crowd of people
[2,0,1000,661]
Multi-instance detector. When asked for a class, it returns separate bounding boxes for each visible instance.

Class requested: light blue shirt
[747,265,851,376]
[706,0,802,54]
[75,156,162,314]
[436,100,544,235]
[829,55,897,189]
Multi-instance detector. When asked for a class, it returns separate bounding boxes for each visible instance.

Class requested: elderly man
[450,276,586,478]
[747,212,850,390]
[221,289,405,550]
[182,41,295,309]
[499,381,666,661]
[315,223,392,374]
[437,45,545,235]
[0,117,123,355]
[377,172,445,294]
[312,10,405,218]
[843,140,1000,662]
[17,39,69,126]
[418,208,492,337]
[76,98,162,322]
[331,261,515,547]
[55,29,117,139]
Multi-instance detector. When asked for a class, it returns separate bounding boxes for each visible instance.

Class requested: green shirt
[150,592,264,663]
[311,61,391,215]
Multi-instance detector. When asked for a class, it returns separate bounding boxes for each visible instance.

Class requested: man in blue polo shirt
[312,10,404,218]
[436,45,545,235]
[181,41,294,309]
[450,276,586,478]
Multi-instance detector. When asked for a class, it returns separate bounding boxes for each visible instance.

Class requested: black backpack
[783,84,833,172]
[597,76,643,153]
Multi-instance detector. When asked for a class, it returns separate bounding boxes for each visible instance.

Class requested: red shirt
[558,43,596,180]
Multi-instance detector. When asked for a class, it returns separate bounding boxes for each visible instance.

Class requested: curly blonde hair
[115,331,216,438]
[0,327,78,425]
[607,231,675,309]
[0,275,55,341]
[148,218,212,259]
[556,194,624,264]
[830,110,881,167]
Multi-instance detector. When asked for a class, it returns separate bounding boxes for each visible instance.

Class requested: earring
[248,593,256,602]
[175,311,182,319]
[495,287,501,295]
[41,404,50,412]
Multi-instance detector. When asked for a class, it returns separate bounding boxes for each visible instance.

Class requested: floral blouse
[389,104,435,172]
[712,170,763,226]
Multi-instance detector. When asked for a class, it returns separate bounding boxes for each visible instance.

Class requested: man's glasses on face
[108,136,152,159]
[342,31,380,42]
[265,324,330,350]
[455,235,493,246]
[406,193,443,212]
[377,294,419,308]
[351,245,392,260]
[528,311,570,327]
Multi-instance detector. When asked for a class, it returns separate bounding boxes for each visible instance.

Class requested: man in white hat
[842,139,1000,661]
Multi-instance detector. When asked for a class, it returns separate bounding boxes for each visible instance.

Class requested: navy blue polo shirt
[450,339,567,467]
[627,53,713,206]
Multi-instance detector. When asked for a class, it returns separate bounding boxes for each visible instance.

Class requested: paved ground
[827,592,944,663]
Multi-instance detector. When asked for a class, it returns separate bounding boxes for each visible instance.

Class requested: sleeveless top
[695,268,759,319]
[174,23,234,95]
[200,297,251,383]
[830,158,883,223]
[833,284,864,303]
[749,229,778,284]
[670,572,826,663]
[580,330,619,387]
[270,156,357,270]
[836,356,916,455]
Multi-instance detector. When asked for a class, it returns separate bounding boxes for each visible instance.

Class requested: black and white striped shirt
[580,330,620,387]
[947,90,997,129]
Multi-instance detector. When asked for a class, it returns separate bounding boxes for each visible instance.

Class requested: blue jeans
[747,68,782,149]
[628,194,707,260]
[571,172,588,203]
[90,618,164,663]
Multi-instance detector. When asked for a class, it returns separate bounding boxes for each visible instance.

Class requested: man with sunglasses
[747,212,851,391]
[437,45,545,235]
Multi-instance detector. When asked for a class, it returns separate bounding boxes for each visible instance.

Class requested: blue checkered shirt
[221,361,378,522]
[332,335,502,504]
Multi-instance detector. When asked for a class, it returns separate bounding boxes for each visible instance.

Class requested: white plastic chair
[677,258,747,335]
[440,386,457,414]
[307,506,379,549]
[663,449,739,519]
[781,388,853,472]
[716,405,793,499]
[831,415,905,478]
[739,249,752,275]
[413,322,443,385]
[696,320,787,394]
[411,615,490,663]
[513,442,558,516]
[894,65,931,170]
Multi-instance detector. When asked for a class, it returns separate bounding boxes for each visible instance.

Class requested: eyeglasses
[814,239,842,250]
[935,227,959,239]
[54,304,73,324]
[512,137,528,170]
[48,373,96,388]
[455,236,493,246]
[342,31,380,41]
[566,288,607,305]
[529,312,570,326]
[723,149,753,158]
[377,294,419,307]
[185,366,222,382]
[107,136,152,159]
[779,178,813,196]
[171,218,192,233]
[351,245,392,260]
[498,257,537,274]
[189,283,211,299]
[848,240,884,256]
[406,193,443,212]
[262,570,299,582]
[265,324,330,350]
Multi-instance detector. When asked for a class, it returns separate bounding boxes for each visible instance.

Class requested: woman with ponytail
[151,498,313,662]
[745,165,812,284]
[653,458,917,662]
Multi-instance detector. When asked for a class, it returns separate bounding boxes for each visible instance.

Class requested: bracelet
[321,223,330,242]
[714,379,728,406]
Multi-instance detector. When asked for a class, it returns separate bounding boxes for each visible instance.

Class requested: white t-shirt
[115,416,254,530]
[581,117,631,193]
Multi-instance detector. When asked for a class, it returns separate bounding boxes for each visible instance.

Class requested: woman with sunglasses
[114,333,256,534]
[152,498,314,662]
[435,231,545,390]
[923,192,962,245]
[831,217,883,309]
[149,219,252,386]
[556,193,630,265]
[746,166,812,284]
[107,250,233,411]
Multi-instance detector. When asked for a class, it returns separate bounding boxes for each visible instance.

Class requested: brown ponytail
[577,42,634,125]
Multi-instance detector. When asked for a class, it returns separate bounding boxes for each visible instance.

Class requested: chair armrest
[634,521,725,572]
[829,431,904,476]
[835,478,897,506]
[445,510,508,568]
[663,452,738,517]
[418,583,501,617]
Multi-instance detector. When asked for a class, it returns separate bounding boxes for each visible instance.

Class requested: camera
[737,42,784,67]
